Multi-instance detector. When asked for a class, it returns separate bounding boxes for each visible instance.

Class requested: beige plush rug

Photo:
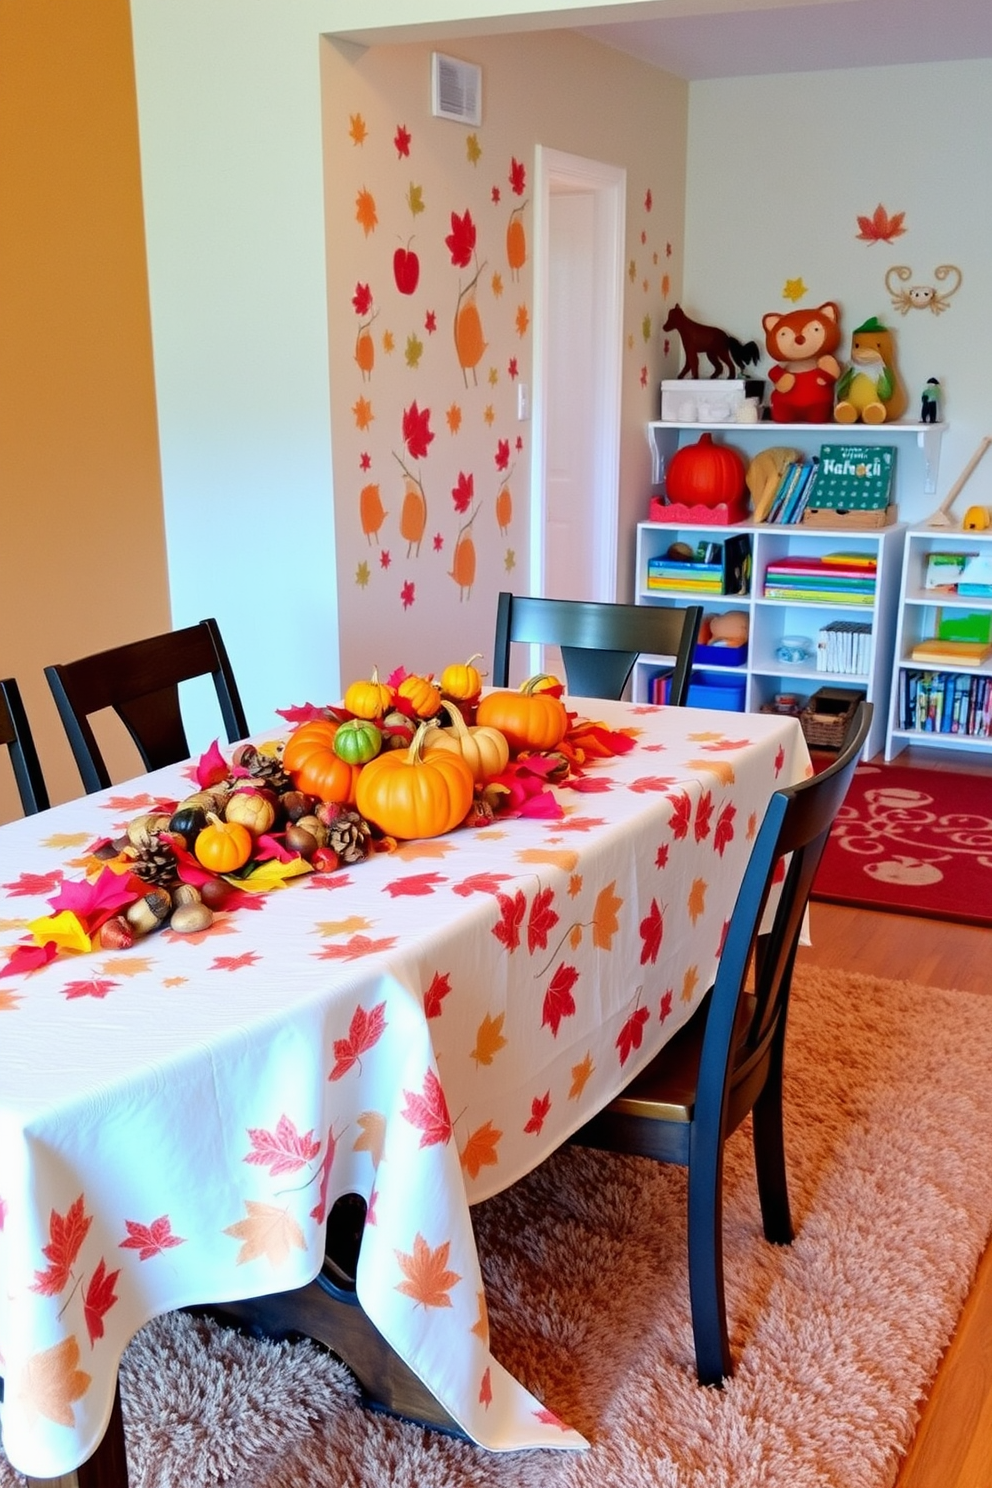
[4,967,992,1488]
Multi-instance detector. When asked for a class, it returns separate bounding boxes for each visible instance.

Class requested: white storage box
[660,378,745,423]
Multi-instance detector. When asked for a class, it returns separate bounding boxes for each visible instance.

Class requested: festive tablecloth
[0,699,810,1477]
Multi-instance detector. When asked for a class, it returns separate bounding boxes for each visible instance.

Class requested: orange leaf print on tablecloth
[223,1201,306,1267]
[592,881,622,949]
[687,759,736,786]
[682,964,700,1004]
[460,1120,502,1179]
[395,1233,460,1308]
[402,1068,453,1147]
[569,1052,595,1100]
[354,1111,386,1169]
[687,877,707,925]
[471,1011,507,1066]
[19,1336,91,1427]
[516,847,579,873]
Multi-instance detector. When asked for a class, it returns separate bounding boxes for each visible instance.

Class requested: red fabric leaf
[195,739,230,789]
[542,963,578,1036]
[401,1068,453,1146]
[639,899,663,965]
[119,1215,185,1262]
[423,971,452,1019]
[276,702,331,724]
[32,1195,92,1295]
[84,1259,120,1346]
[524,1090,551,1134]
[445,208,476,268]
[527,887,559,954]
[383,872,447,898]
[617,1005,650,1066]
[48,865,143,927]
[245,1115,321,1175]
[0,941,59,979]
[492,890,526,951]
[667,792,692,840]
[329,1001,388,1081]
[714,801,736,856]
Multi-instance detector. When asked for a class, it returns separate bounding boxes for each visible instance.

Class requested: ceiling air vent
[431,52,482,127]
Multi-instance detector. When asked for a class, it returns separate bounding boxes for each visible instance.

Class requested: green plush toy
[834,316,907,424]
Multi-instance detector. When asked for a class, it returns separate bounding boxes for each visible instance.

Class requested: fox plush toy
[762,302,843,423]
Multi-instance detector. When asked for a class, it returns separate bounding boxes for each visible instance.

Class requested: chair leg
[751,1064,793,1246]
[685,1139,733,1386]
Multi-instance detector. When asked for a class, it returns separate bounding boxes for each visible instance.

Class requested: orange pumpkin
[355,723,474,839]
[476,676,569,754]
[665,433,746,509]
[440,654,484,703]
[194,813,253,873]
[343,670,395,720]
[397,673,442,719]
[283,719,361,803]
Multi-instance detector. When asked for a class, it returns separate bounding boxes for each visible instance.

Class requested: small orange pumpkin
[283,719,361,804]
[397,673,442,719]
[194,813,253,873]
[343,669,395,721]
[355,722,474,839]
[476,676,569,754]
[439,654,485,702]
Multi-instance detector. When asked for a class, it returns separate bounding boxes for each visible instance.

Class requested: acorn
[295,814,328,848]
[284,822,319,860]
[172,883,203,908]
[280,790,316,823]
[98,915,134,950]
[199,878,231,911]
[169,902,214,935]
[125,889,172,935]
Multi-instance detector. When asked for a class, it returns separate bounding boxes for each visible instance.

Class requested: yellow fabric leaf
[471,1011,507,1067]
[687,877,707,925]
[592,881,622,950]
[686,758,736,786]
[682,964,700,1004]
[569,1052,595,1100]
[395,1233,461,1309]
[316,916,373,937]
[27,911,91,954]
[354,1111,386,1168]
[17,1335,90,1428]
[516,847,579,873]
[233,857,313,894]
[223,1200,306,1267]
[460,1120,502,1179]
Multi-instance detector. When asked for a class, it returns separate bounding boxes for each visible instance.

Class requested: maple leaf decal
[492,889,525,951]
[402,399,434,461]
[667,792,692,840]
[317,933,398,961]
[714,801,736,856]
[402,1069,453,1147]
[423,970,452,1018]
[20,1335,91,1427]
[452,470,474,514]
[383,871,447,898]
[395,1233,460,1308]
[83,1259,120,1346]
[119,1215,185,1262]
[524,1091,551,1134]
[471,1011,507,1066]
[460,1120,502,1179]
[592,881,622,950]
[445,208,477,268]
[2,869,63,896]
[639,899,663,965]
[617,1004,649,1066]
[224,1201,306,1267]
[33,1195,92,1295]
[245,1115,321,1176]
[527,886,558,953]
[210,951,261,972]
[394,123,411,157]
[330,1001,387,1080]
[542,963,578,1036]
[508,156,526,195]
[694,789,714,843]
[355,186,378,236]
[856,203,906,243]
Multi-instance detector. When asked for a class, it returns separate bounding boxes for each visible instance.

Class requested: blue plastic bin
[686,670,747,711]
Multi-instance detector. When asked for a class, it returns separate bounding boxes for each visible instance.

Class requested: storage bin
[686,669,747,711]
[660,379,745,423]
[694,641,748,668]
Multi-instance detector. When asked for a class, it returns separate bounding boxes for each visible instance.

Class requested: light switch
[517,383,530,421]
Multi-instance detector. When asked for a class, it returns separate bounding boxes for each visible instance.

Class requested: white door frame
[530,146,625,603]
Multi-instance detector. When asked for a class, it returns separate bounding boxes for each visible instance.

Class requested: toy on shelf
[920,378,941,424]
[762,302,842,423]
[833,316,907,424]
[926,435,991,528]
[662,304,759,380]
[746,445,801,523]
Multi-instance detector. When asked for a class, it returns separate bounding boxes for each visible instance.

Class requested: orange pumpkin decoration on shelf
[355,723,474,839]
[476,676,569,754]
[283,719,361,803]
[665,433,747,511]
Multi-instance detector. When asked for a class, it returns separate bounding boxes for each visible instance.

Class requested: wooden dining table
[0,697,811,1486]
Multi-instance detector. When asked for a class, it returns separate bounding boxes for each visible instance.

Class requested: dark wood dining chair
[45,618,249,794]
[492,592,703,704]
[572,700,872,1386]
[0,677,51,815]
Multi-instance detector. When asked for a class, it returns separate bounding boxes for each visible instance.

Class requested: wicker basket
[799,686,866,748]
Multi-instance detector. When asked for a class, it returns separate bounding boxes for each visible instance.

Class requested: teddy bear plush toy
[762,302,843,423]
[833,316,907,424]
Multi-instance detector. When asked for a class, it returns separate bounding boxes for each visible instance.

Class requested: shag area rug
[3,967,992,1488]
[812,762,992,926]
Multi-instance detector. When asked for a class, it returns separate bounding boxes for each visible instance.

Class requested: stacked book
[646,553,724,594]
[816,620,872,674]
[760,456,820,525]
[899,670,992,737]
[762,552,877,605]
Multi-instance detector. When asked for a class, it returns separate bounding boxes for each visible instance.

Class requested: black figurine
[920,378,941,424]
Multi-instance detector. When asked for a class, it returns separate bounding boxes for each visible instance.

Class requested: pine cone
[126,833,180,889]
[327,810,372,864]
[235,743,292,794]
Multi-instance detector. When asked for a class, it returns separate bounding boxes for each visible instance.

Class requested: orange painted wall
[0,0,170,820]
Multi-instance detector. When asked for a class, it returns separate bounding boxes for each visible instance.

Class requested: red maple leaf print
[2,869,62,896]
[694,790,714,843]
[542,963,578,1036]
[630,775,677,794]
[211,952,261,972]
[394,123,411,157]
[317,933,398,961]
[855,203,906,243]
[527,887,558,953]
[401,1069,453,1147]
[509,156,526,196]
[667,792,691,840]
[305,871,353,892]
[659,988,673,1022]
[400,581,416,610]
[495,438,510,471]
[402,400,434,460]
[425,309,437,334]
[383,871,447,898]
[524,1091,551,1134]
[445,208,476,267]
[492,890,526,951]
[119,1216,185,1262]
[330,1001,387,1081]
[63,978,118,1001]
[83,1259,120,1346]
[451,470,474,514]
[655,842,670,869]
[617,1005,650,1066]
[452,871,512,897]
[639,899,663,965]
[352,282,373,317]
[32,1195,92,1295]
[714,802,736,857]
[774,745,785,777]
[310,1129,337,1225]
[245,1115,321,1175]
[423,971,452,1019]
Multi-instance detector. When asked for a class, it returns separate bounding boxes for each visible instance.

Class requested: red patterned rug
[812,762,992,927]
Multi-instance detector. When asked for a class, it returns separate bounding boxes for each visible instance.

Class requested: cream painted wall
[322,31,687,683]
[684,60,992,525]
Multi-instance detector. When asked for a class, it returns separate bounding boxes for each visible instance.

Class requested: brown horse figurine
[663,304,759,380]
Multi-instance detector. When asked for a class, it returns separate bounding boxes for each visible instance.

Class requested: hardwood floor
[798,827,991,1488]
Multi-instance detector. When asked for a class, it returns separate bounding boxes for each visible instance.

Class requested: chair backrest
[699,700,873,1134]
[0,678,50,815]
[45,618,249,794]
[492,592,702,704]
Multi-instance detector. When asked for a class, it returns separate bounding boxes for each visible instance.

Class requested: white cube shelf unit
[885,527,992,759]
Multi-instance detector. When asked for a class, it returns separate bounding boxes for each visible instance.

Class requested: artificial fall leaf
[569,1053,595,1100]
[317,933,398,962]
[856,203,906,243]
[639,898,663,966]
[354,1111,386,1168]
[119,1215,185,1262]
[714,802,736,857]
[617,1004,650,1066]
[667,792,692,840]
[18,1335,90,1427]
[407,182,425,215]
[48,865,142,929]
[542,963,578,1037]
[686,759,736,786]
[527,887,558,954]
[348,113,367,145]
[682,964,700,1005]
[516,847,579,873]
[330,1001,387,1081]
[0,941,59,979]
[471,1011,507,1066]
[32,1195,92,1296]
[452,871,512,897]
[224,1201,306,1268]
[383,871,447,898]
[2,869,62,897]
[26,910,90,955]
[524,1090,552,1134]
[460,1120,502,1179]
[401,1068,453,1147]
[492,889,525,952]
[355,186,378,236]
[592,881,622,950]
[237,856,312,893]
[83,1258,120,1345]
[395,1233,460,1308]
[687,877,708,925]
[245,1115,321,1176]
[445,208,477,268]
[694,790,714,843]
[195,739,229,789]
